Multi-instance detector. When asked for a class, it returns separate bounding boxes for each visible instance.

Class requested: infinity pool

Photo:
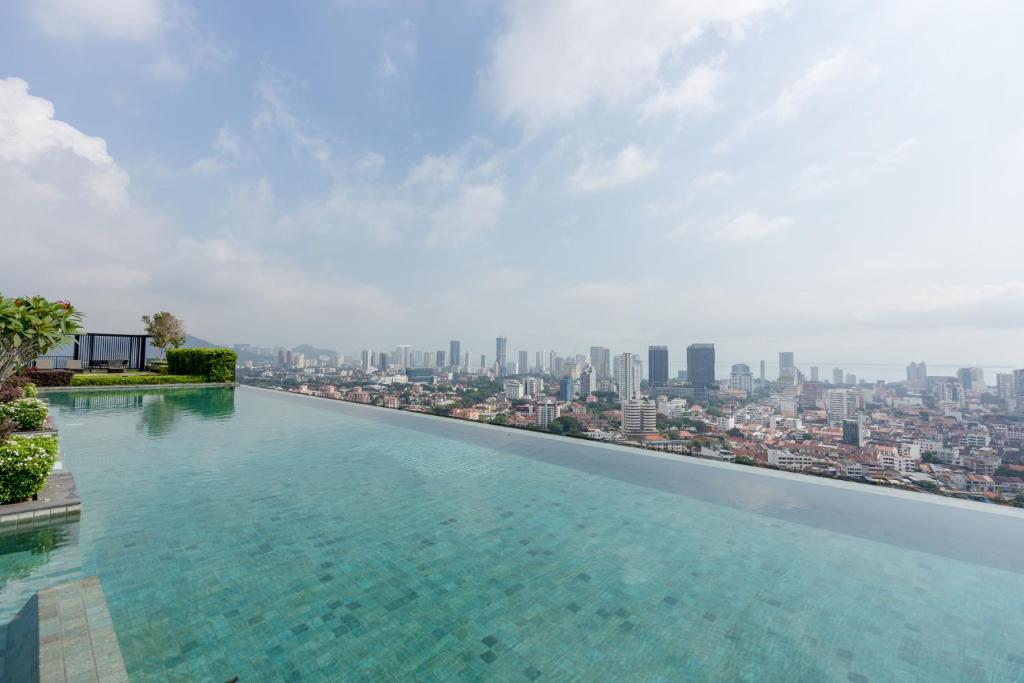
[2,386,1023,681]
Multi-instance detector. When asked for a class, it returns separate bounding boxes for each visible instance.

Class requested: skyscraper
[558,376,575,402]
[686,344,715,387]
[1012,369,1024,415]
[648,345,669,391]
[833,368,844,385]
[590,346,611,379]
[495,336,507,376]
[535,351,542,374]
[615,352,640,402]
[436,350,445,368]
[906,361,927,386]
[395,345,411,369]
[449,340,461,370]
[810,366,819,382]
[729,363,753,392]
[360,349,370,372]
[778,352,794,380]
[759,360,766,381]
[518,350,528,376]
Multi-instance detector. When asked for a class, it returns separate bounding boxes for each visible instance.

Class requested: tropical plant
[0,397,48,431]
[0,294,83,384]
[142,311,187,358]
[166,348,236,382]
[0,435,58,504]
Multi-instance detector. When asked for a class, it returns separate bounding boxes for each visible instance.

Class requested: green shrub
[70,374,206,386]
[23,383,37,398]
[0,397,48,431]
[0,435,58,504]
[166,348,236,382]
[26,369,74,386]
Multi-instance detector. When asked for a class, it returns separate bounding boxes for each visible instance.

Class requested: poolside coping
[0,472,81,532]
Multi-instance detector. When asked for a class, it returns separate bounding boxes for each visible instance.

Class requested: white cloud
[0,77,128,205]
[569,145,658,192]
[485,0,785,127]
[376,20,417,80]
[278,186,412,245]
[709,212,793,242]
[642,62,724,119]
[252,71,332,167]
[693,169,736,188]
[0,76,403,342]
[27,0,166,41]
[426,184,505,248]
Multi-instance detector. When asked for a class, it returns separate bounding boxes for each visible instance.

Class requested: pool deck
[38,382,237,393]
[0,471,81,532]
[0,577,129,683]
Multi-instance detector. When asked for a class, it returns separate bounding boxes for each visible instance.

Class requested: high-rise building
[480,354,486,370]
[686,344,716,387]
[536,401,559,427]
[956,368,974,391]
[292,352,305,368]
[621,398,657,435]
[435,350,445,368]
[906,361,927,386]
[518,350,528,376]
[833,368,844,385]
[842,417,866,447]
[648,346,669,391]
[394,345,411,369]
[503,379,524,400]
[548,350,558,376]
[810,366,819,382]
[996,373,1014,401]
[378,352,389,370]
[615,352,640,402]
[360,349,370,372]
[580,367,596,396]
[729,363,753,392]
[495,337,508,376]
[778,352,794,380]
[759,360,766,382]
[535,351,543,374]
[559,376,575,402]
[524,376,544,396]
[1014,370,1024,415]
[277,349,286,366]
[449,341,461,370]
[590,346,611,379]
[845,373,857,385]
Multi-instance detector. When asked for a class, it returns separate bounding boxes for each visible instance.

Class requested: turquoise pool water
[2,386,1024,681]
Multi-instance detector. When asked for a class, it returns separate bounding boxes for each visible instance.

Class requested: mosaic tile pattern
[0,387,1022,681]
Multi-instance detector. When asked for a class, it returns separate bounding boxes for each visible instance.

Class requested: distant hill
[292,344,338,357]
[182,334,226,349]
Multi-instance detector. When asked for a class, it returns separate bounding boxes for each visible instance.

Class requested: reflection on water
[47,387,235,438]
[0,525,76,592]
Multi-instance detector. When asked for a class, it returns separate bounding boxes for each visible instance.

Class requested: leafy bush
[0,435,58,504]
[0,294,83,385]
[0,418,15,442]
[23,383,37,398]
[0,375,29,403]
[26,369,75,386]
[70,374,206,386]
[0,398,48,431]
[166,348,237,382]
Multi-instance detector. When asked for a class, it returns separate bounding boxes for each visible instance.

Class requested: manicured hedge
[0,434,58,504]
[70,374,207,386]
[26,369,74,386]
[166,348,237,382]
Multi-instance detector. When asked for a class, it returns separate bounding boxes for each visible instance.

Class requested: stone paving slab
[36,578,129,683]
[0,472,81,532]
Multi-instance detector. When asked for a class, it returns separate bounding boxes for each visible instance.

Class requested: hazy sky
[2,0,1023,367]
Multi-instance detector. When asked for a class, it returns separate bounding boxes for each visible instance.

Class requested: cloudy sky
[2,0,1023,369]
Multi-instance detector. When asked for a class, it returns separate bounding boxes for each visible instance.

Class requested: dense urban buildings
[236,337,1024,508]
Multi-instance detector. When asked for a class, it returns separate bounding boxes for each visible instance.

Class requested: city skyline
[2,2,1023,365]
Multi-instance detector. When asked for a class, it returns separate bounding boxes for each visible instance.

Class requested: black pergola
[73,333,151,371]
